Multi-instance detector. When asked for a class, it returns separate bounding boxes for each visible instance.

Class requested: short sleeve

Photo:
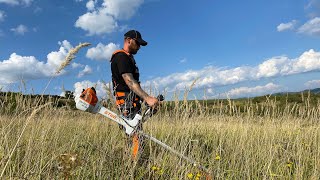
[115,53,134,75]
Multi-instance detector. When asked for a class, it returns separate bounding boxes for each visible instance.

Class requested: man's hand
[144,96,159,108]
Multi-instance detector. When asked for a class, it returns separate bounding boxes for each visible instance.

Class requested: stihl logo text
[104,111,117,119]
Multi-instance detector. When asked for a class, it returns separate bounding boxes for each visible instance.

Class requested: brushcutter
[74,87,212,179]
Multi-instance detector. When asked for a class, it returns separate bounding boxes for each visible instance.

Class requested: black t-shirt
[111,51,140,92]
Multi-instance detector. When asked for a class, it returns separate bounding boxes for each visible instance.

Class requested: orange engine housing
[80,87,98,106]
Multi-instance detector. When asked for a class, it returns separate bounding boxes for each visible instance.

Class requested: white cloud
[207,88,214,94]
[297,17,320,36]
[78,65,93,77]
[0,40,76,85]
[222,83,282,98]
[46,40,71,68]
[75,0,144,35]
[60,91,66,97]
[0,11,5,21]
[277,20,297,32]
[10,24,28,35]
[101,0,144,20]
[0,0,18,5]
[305,79,320,89]
[0,53,53,84]
[75,11,118,35]
[144,49,320,92]
[0,0,33,6]
[71,62,84,69]
[86,42,119,61]
[86,0,96,11]
[74,80,110,98]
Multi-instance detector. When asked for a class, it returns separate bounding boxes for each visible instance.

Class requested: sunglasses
[133,38,140,46]
[126,37,140,46]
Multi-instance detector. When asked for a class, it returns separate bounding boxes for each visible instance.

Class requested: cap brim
[136,38,147,46]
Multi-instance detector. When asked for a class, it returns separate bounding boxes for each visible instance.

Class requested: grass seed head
[56,42,91,74]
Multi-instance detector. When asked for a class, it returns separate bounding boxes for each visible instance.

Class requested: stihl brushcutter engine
[75,87,142,135]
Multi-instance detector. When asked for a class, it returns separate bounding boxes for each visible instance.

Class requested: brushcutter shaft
[137,130,211,174]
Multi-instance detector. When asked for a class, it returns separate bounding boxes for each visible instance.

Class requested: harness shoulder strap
[113,49,130,56]
[110,50,130,62]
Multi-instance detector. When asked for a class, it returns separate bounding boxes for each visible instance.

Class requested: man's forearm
[122,73,149,100]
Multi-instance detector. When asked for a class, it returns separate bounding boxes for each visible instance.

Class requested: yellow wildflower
[187,173,193,179]
[215,153,221,160]
[286,161,293,168]
[158,169,164,175]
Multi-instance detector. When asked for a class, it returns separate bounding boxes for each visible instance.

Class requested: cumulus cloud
[0,0,33,6]
[297,17,320,36]
[86,42,119,60]
[0,53,53,84]
[11,24,28,35]
[60,91,66,97]
[78,65,93,77]
[222,83,282,98]
[0,40,75,85]
[277,20,297,32]
[144,49,320,92]
[75,11,118,35]
[46,40,71,68]
[304,79,320,89]
[86,0,96,11]
[101,0,144,20]
[74,80,110,98]
[75,0,144,35]
[0,11,5,21]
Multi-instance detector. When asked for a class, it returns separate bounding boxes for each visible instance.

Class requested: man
[110,30,158,122]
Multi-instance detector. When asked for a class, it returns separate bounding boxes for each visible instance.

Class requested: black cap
[124,30,148,46]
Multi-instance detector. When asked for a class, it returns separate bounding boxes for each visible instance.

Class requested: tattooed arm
[122,73,158,107]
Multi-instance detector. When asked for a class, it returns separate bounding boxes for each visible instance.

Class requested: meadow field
[1,91,320,179]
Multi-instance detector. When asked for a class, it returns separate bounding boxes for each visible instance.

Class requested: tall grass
[1,91,320,179]
[1,45,320,178]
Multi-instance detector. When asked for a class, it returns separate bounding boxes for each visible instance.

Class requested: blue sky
[1,0,320,99]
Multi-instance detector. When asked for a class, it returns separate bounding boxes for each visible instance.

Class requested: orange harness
[115,91,140,107]
[111,50,140,108]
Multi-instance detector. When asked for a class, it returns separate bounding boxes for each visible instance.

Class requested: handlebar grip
[157,94,164,101]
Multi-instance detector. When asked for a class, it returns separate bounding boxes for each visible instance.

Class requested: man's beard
[129,44,139,55]
[130,50,138,54]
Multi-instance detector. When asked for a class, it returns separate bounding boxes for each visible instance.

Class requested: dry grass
[56,42,91,74]
[1,94,320,179]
